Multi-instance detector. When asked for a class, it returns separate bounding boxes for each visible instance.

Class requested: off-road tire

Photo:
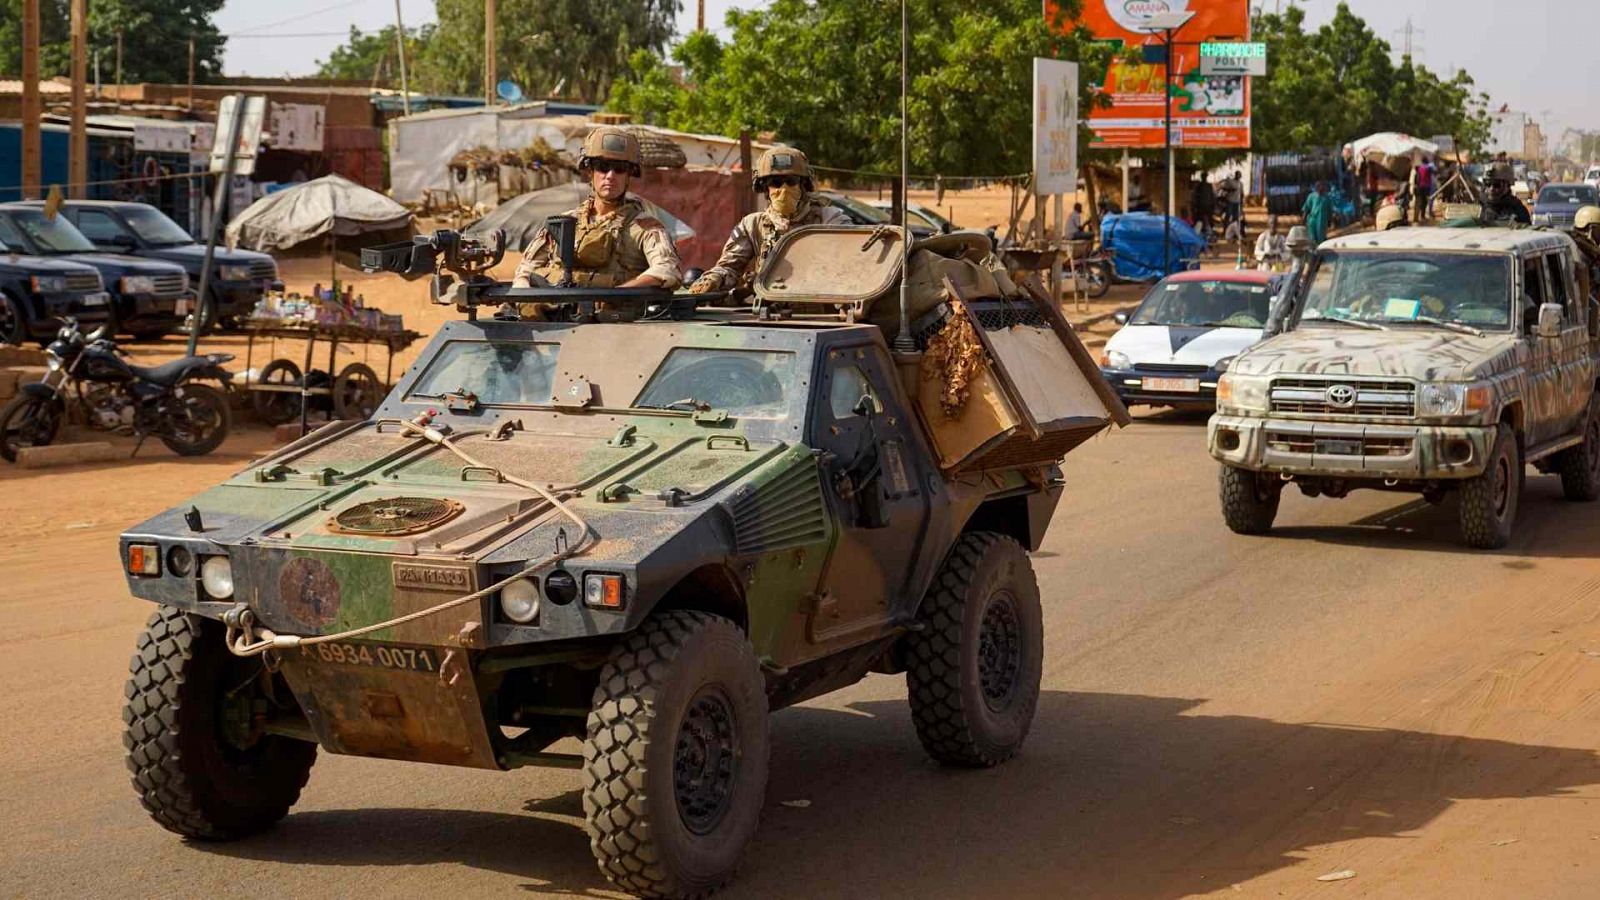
[583,611,770,899]
[1219,464,1282,535]
[1459,424,1521,549]
[1555,396,1600,501]
[123,606,317,840]
[905,532,1043,768]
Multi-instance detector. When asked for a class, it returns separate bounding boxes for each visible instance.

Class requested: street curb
[16,442,120,469]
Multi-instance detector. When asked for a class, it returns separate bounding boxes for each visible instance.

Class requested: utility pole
[485,0,498,105]
[21,0,41,200]
[698,0,706,32]
[115,31,124,110]
[70,0,88,199]
[393,0,412,115]
[187,39,196,109]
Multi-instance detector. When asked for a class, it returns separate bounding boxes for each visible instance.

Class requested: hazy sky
[216,0,1590,135]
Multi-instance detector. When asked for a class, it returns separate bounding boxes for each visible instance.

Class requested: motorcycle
[0,319,235,462]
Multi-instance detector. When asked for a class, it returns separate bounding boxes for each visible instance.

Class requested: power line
[230,0,374,36]
[224,32,354,39]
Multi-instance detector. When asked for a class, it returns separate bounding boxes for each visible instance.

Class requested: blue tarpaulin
[1101,212,1207,281]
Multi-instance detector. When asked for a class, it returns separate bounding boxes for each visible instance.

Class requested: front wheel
[1083,261,1112,298]
[0,393,63,462]
[905,532,1043,767]
[123,606,317,839]
[0,291,27,345]
[1555,397,1600,502]
[583,611,770,899]
[1459,424,1521,549]
[1219,464,1282,534]
[159,382,231,456]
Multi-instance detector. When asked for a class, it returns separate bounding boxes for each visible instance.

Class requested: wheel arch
[959,490,1058,553]
[1499,399,1525,437]
[652,563,748,633]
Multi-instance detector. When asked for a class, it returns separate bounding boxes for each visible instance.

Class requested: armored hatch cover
[753,225,907,311]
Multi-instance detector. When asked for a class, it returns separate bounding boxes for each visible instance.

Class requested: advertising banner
[1033,58,1080,195]
[1047,0,1251,149]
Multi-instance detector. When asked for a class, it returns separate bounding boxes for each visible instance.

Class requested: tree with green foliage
[415,0,679,102]
[315,24,434,84]
[0,0,226,84]
[609,0,1114,178]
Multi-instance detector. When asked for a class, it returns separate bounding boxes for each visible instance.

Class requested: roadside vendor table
[241,321,424,430]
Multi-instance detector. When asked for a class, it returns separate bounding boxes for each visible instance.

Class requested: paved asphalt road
[3,412,1598,898]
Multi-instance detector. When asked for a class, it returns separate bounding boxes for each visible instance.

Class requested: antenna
[893,0,916,353]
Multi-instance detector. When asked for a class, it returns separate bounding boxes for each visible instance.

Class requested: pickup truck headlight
[220,264,254,281]
[120,275,156,294]
[30,275,66,293]
[1418,382,1493,418]
[1216,373,1270,413]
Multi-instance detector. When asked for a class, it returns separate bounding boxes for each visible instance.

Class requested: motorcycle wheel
[160,383,231,457]
[1085,261,1112,299]
[0,394,63,463]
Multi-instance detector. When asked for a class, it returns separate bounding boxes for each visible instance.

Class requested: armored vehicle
[1209,226,1600,548]
[116,223,1124,897]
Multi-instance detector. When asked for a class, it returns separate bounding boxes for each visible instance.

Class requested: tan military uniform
[700,197,851,291]
[513,196,682,289]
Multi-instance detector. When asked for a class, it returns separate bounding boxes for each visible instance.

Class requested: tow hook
[221,603,253,629]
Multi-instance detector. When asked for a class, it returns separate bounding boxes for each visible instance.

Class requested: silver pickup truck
[1208,226,1600,548]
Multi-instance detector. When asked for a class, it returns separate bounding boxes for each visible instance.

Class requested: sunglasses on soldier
[589,159,632,175]
[765,175,804,188]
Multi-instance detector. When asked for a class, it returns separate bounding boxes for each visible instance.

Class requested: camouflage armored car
[1209,226,1600,548]
[116,224,1125,898]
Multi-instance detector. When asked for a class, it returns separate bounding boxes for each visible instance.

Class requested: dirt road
[2,410,1597,898]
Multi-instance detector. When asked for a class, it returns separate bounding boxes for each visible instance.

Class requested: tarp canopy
[464,183,695,251]
[1351,132,1440,161]
[226,175,413,251]
[1101,213,1207,281]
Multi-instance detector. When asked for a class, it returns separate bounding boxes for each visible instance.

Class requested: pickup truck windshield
[122,206,194,246]
[1132,279,1273,328]
[0,210,98,254]
[1298,250,1513,331]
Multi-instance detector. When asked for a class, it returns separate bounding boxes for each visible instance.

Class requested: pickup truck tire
[1459,424,1520,549]
[583,610,769,900]
[1555,398,1600,501]
[122,606,317,840]
[1219,464,1282,535]
[906,532,1043,768]
[0,291,26,346]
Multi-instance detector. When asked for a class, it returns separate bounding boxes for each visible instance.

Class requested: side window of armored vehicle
[828,365,880,419]
[634,348,794,419]
[408,340,560,406]
[76,210,129,244]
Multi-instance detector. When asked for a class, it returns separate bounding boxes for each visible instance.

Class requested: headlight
[200,555,234,599]
[1214,355,1236,373]
[1417,383,1466,417]
[584,573,626,610]
[46,356,62,372]
[499,578,540,624]
[220,265,254,281]
[1532,213,1552,227]
[30,275,66,293]
[1217,373,1270,413]
[1102,350,1132,370]
[120,275,156,294]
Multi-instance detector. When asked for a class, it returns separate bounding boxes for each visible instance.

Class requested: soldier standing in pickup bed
[689,147,850,294]
[513,126,681,289]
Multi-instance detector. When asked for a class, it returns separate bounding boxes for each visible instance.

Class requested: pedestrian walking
[1301,181,1333,247]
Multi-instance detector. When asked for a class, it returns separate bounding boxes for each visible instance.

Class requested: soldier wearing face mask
[688,147,849,294]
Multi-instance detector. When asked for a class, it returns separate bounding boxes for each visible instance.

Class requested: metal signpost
[188,94,265,356]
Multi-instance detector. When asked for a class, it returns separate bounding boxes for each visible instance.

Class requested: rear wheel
[0,393,63,462]
[583,611,769,899]
[1555,397,1600,501]
[123,606,317,839]
[1219,464,1282,534]
[160,382,231,456]
[1459,424,1520,549]
[251,359,302,425]
[1083,261,1111,298]
[905,532,1043,767]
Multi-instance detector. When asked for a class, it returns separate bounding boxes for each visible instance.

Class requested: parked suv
[0,239,109,345]
[0,204,190,340]
[27,200,281,329]
[1209,226,1600,548]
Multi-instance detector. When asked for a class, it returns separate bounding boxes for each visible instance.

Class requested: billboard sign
[1048,0,1252,149]
[1033,58,1080,195]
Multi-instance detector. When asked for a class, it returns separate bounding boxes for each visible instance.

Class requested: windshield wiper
[1303,314,1386,331]
[638,397,713,412]
[1393,316,1485,337]
[411,387,480,411]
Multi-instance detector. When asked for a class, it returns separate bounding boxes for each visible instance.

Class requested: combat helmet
[579,126,642,177]
[753,147,815,193]
[1576,205,1600,232]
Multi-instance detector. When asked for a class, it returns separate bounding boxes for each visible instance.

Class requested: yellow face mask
[768,182,802,218]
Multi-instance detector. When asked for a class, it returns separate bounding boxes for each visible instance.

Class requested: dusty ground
[1,401,1598,898]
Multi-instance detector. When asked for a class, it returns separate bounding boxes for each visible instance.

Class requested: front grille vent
[249,260,278,280]
[728,459,828,555]
[65,272,102,293]
[328,497,465,536]
[1270,378,1416,417]
[1134,363,1209,374]
[150,273,187,297]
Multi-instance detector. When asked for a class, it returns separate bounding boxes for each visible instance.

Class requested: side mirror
[1112,310,1130,326]
[1537,302,1564,338]
[852,393,881,418]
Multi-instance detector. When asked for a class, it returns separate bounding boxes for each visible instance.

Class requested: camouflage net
[922,298,988,419]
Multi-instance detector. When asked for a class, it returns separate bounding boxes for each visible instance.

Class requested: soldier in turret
[513,126,682,290]
[688,147,850,294]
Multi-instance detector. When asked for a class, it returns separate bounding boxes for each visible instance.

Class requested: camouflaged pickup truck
[115,225,1122,899]
[1209,227,1600,548]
